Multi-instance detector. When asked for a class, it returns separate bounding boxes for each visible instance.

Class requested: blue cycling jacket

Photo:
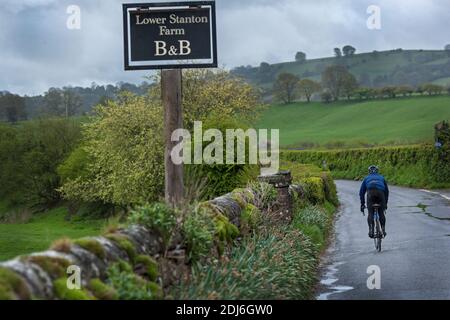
[359,173,389,205]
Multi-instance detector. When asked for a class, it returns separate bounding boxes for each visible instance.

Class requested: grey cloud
[0,0,449,95]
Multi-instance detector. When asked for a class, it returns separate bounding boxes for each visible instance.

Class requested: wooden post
[161,69,184,207]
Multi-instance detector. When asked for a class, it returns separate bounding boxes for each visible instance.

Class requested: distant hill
[232,49,450,90]
[1,82,152,121]
[256,95,450,149]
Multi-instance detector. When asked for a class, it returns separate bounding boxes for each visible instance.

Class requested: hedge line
[282,145,450,188]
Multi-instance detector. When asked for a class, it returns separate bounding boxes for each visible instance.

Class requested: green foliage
[0,119,81,209]
[196,202,240,256]
[293,206,329,231]
[214,213,240,243]
[433,121,450,184]
[246,181,277,211]
[106,261,162,300]
[179,69,262,129]
[53,277,93,300]
[186,116,260,200]
[182,207,216,262]
[89,278,118,300]
[273,72,300,104]
[0,267,31,300]
[57,145,90,183]
[295,224,324,249]
[283,144,450,188]
[240,203,261,234]
[60,69,261,207]
[127,203,176,245]
[59,92,165,206]
[73,238,106,260]
[230,188,255,209]
[172,227,317,300]
[292,205,333,251]
[300,177,325,205]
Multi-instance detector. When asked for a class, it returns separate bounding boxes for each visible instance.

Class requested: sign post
[123,1,217,206]
[161,69,184,205]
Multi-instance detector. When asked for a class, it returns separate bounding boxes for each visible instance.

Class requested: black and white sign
[123,1,217,70]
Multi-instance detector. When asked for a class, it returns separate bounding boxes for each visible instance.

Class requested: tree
[62,90,82,118]
[42,88,82,117]
[334,48,342,58]
[341,73,358,100]
[321,65,356,101]
[42,88,63,116]
[321,91,332,103]
[0,92,27,123]
[381,86,397,99]
[445,44,450,51]
[298,79,321,102]
[295,52,307,63]
[354,87,373,100]
[342,45,356,56]
[273,73,300,104]
[416,85,425,96]
[395,85,414,97]
[59,69,262,206]
[259,62,272,82]
[260,62,270,73]
[422,83,444,96]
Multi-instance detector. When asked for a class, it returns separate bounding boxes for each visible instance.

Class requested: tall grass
[171,226,318,300]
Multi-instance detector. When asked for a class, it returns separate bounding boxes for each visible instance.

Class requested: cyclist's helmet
[368,165,379,174]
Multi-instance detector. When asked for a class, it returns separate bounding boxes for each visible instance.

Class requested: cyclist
[359,165,389,238]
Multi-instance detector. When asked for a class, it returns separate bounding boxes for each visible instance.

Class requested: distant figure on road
[359,165,389,238]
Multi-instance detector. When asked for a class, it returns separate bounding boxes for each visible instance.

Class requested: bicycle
[362,204,384,252]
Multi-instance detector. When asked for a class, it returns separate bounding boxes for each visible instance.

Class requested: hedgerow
[282,145,450,188]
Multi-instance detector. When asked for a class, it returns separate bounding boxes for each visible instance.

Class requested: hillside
[256,95,450,149]
[233,49,450,90]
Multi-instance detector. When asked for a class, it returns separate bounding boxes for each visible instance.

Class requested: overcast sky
[1,0,449,95]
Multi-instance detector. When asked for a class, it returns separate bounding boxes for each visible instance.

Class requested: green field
[0,206,104,261]
[257,96,450,148]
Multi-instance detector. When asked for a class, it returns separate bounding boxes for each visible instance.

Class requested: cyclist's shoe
[368,230,374,238]
[382,227,387,237]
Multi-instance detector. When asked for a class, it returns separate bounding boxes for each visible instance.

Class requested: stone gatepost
[258,170,293,223]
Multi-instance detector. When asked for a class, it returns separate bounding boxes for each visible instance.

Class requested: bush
[106,261,162,300]
[182,207,216,262]
[301,177,325,205]
[127,203,176,245]
[185,116,260,200]
[282,145,450,188]
[59,93,165,206]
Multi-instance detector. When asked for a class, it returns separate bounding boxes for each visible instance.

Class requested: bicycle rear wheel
[375,220,382,252]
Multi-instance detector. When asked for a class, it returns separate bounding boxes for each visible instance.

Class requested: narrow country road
[316,180,450,300]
